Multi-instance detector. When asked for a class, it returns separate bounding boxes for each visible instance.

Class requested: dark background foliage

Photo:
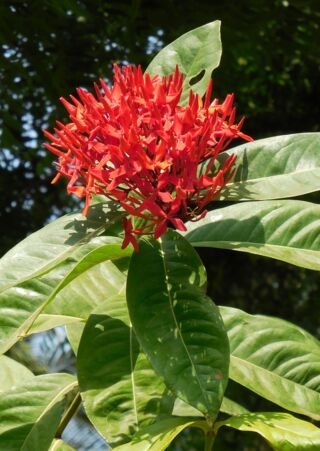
[1,1,320,449]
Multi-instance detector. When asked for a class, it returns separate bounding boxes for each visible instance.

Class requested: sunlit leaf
[0,355,34,392]
[78,293,170,447]
[221,306,320,420]
[114,417,208,450]
[0,373,77,451]
[147,21,221,105]
[49,439,76,451]
[0,236,130,354]
[216,412,320,450]
[186,200,320,270]
[214,133,320,201]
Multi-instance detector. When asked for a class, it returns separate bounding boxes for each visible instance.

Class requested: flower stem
[204,430,215,451]
[56,391,82,438]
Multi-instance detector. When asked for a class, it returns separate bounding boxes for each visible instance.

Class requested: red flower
[44,65,252,251]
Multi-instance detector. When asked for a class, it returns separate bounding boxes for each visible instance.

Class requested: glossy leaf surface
[186,200,320,270]
[0,355,34,392]
[0,237,130,354]
[216,412,320,450]
[0,202,119,291]
[127,230,229,420]
[146,21,221,105]
[49,440,75,451]
[0,373,77,451]
[173,396,248,417]
[77,293,168,447]
[215,133,320,200]
[30,256,129,335]
[220,306,320,420]
[114,417,207,451]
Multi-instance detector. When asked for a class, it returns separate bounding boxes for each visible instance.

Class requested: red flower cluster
[44,65,252,251]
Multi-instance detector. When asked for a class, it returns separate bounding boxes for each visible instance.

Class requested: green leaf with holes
[213,133,320,200]
[220,306,320,420]
[215,412,320,450]
[146,21,221,105]
[186,199,320,270]
[127,230,229,420]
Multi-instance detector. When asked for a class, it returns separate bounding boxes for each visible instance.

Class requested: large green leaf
[30,256,129,334]
[214,133,320,201]
[127,230,229,420]
[48,257,129,353]
[0,237,131,355]
[0,355,34,392]
[146,21,222,105]
[0,202,120,291]
[220,306,320,420]
[215,412,320,450]
[77,293,170,447]
[186,199,320,270]
[114,417,208,451]
[0,373,77,451]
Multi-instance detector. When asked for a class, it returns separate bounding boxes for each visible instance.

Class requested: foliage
[0,0,320,253]
[1,15,320,451]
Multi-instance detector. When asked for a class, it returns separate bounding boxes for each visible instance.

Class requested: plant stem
[56,391,82,438]
[204,431,215,451]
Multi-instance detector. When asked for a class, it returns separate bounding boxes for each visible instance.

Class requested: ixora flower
[44,65,252,251]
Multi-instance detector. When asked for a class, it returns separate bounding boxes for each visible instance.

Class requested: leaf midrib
[159,237,210,413]
[0,245,129,355]
[225,166,320,188]
[189,239,320,255]
[0,224,107,295]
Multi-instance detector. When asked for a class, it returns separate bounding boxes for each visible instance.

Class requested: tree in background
[1,2,320,450]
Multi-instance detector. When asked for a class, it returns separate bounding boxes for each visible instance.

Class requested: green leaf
[146,21,222,105]
[77,293,169,447]
[49,440,75,451]
[0,373,77,451]
[66,322,86,355]
[0,237,131,354]
[214,133,320,201]
[220,397,249,416]
[28,254,129,335]
[220,306,320,420]
[215,412,320,450]
[30,255,130,335]
[127,230,229,420]
[0,355,34,392]
[172,396,248,417]
[61,258,129,354]
[186,199,320,270]
[0,202,120,292]
[0,201,122,354]
[29,314,82,334]
[172,398,203,417]
[114,417,208,451]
